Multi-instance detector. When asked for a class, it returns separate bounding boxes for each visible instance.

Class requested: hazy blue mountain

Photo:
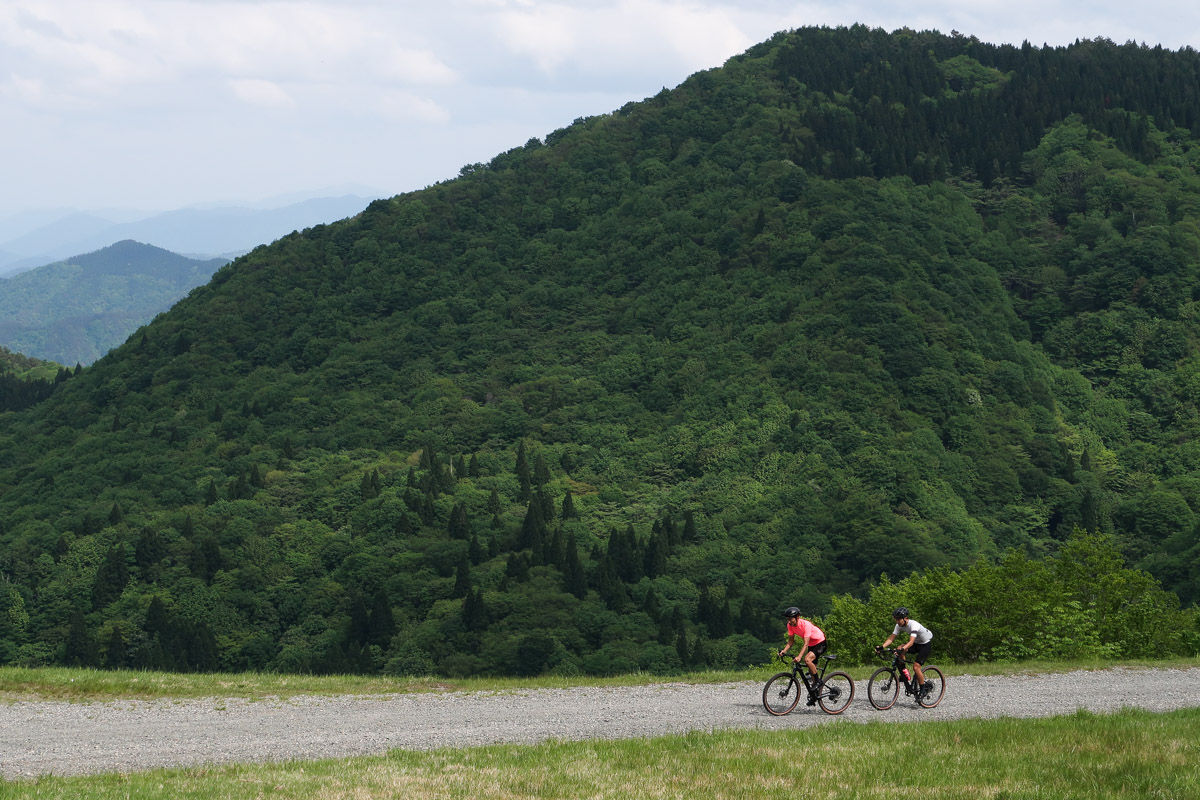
[0,240,229,365]
[0,195,376,276]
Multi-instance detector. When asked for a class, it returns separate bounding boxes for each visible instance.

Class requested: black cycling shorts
[808,640,828,659]
[911,640,932,665]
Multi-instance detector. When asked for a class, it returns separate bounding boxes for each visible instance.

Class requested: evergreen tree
[515,440,531,501]
[683,511,698,543]
[104,626,126,669]
[453,551,471,598]
[64,609,98,667]
[448,502,470,539]
[533,453,551,485]
[348,595,371,645]
[92,544,129,609]
[561,490,578,520]
[463,588,488,632]
[144,595,171,640]
[564,531,588,599]
[367,591,396,648]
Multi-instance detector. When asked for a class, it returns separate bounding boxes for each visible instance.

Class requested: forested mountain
[0,240,229,365]
[1,26,1199,676]
[0,344,72,414]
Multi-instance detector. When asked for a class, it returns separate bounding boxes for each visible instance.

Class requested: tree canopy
[1,26,1199,675]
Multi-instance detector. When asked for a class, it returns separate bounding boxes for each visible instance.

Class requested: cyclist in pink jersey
[778,606,828,684]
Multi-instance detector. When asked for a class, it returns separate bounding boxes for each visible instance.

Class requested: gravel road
[3,666,1199,779]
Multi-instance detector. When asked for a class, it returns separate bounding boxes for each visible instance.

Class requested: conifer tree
[367,591,396,648]
[515,440,531,501]
[453,551,471,598]
[348,595,370,645]
[92,544,129,609]
[564,531,587,599]
[683,511,698,543]
[533,453,551,485]
[560,490,577,520]
[448,502,469,539]
[104,626,126,669]
[64,609,98,667]
[132,530,163,577]
[144,595,171,640]
[463,588,488,631]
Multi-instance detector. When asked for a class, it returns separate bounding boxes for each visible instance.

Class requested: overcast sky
[3,1,1198,217]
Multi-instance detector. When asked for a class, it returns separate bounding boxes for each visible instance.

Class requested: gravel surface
[3,666,1199,779]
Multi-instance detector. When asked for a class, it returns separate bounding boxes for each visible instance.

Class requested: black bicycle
[763,652,855,715]
[867,647,945,710]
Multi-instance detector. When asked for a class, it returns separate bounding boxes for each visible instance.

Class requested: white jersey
[893,619,933,645]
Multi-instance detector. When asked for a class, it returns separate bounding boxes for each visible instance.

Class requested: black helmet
[893,607,909,619]
[782,606,802,619]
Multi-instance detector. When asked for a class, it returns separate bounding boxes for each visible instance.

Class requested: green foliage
[823,530,1199,665]
[0,240,228,366]
[1,27,1199,677]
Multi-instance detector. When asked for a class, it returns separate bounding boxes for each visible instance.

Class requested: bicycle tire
[762,672,802,716]
[817,671,854,715]
[917,666,945,708]
[867,667,899,710]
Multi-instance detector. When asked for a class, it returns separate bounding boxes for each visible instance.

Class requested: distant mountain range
[0,240,230,365]
[0,195,377,277]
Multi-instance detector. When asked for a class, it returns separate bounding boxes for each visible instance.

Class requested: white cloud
[3,0,1199,215]
[376,90,452,124]
[230,78,295,108]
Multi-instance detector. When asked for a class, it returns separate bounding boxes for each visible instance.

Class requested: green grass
[3,658,1197,703]
[0,664,777,703]
[2,707,1197,798]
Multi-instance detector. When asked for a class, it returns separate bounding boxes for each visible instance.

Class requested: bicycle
[866,647,945,710]
[762,651,855,715]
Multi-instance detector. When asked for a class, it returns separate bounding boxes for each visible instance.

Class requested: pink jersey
[786,618,826,646]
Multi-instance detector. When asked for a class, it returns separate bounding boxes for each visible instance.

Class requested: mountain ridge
[0,240,230,365]
[0,26,1197,676]
[0,195,377,277]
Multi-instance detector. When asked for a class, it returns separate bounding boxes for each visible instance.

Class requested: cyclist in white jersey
[879,607,933,694]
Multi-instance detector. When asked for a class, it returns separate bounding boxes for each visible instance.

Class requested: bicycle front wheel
[917,666,945,708]
[762,673,802,716]
[817,671,854,715]
[867,667,899,710]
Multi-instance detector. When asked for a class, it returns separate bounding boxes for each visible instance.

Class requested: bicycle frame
[867,647,945,710]
[882,649,921,695]
[763,651,855,716]
[791,654,832,698]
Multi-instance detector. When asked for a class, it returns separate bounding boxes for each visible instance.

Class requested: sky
[2,0,1199,217]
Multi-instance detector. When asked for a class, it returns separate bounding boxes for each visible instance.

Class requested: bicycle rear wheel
[917,666,945,708]
[817,671,854,715]
[762,673,802,716]
[867,667,899,710]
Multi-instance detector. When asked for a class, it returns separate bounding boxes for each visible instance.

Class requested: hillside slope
[1,26,1198,675]
[0,240,229,365]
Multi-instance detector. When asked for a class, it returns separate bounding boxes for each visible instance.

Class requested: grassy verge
[2,658,1197,702]
[0,665,777,703]
[3,707,1197,798]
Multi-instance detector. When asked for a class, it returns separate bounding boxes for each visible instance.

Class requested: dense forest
[2,26,1200,676]
[0,345,72,413]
